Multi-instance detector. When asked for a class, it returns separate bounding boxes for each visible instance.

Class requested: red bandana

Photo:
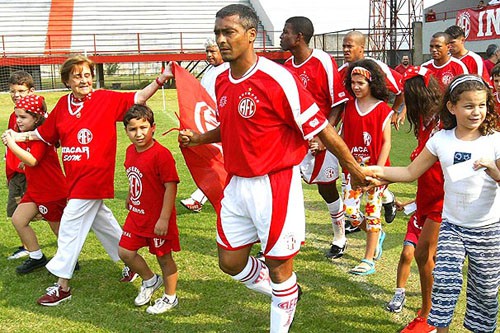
[402,66,432,87]
[15,95,47,117]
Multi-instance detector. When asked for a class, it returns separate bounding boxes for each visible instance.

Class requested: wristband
[155,77,164,87]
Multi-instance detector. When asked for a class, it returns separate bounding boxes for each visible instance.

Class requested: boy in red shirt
[119,104,180,314]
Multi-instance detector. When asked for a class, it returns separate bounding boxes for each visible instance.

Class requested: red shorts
[404,214,423,245]
[20,193,66,222]
[119,230,180,257]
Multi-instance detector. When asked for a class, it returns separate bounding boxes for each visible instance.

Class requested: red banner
[172,63,226,214]
[456,3,500,41]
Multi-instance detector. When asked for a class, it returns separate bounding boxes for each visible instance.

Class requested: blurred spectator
[425,9,436,22]
[395,55,411,74]
[484,44,500,75]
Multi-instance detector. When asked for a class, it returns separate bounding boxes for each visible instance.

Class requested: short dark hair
[444,25,465,39]
[123,104,155,127]
[285,16,314,44]
[8,70,34,89]
[486,44,499,58]
[432,31,450,43]
[216,4,258,31]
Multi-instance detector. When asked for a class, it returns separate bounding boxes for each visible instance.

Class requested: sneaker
[400,315,436,333]
[325,242,347,259]
[120,266,139,283]
[134,275,163,306]
[16,255,48,274]
[374,230,386,261]
[383,196,397,223]
[180,198,203,213]
[7,246,29,260]
[146,295,178,314]
[37,284,72,306]
[345,221,361,234]
[387,291,406,313]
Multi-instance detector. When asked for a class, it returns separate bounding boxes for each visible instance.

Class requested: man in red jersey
[280,16,349,260]
[421,32,468,89]
[395,55,411,74]
[179,4,370,332]
[445,25,491,85]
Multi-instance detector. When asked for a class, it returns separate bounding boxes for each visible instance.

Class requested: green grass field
[0,90,469,332]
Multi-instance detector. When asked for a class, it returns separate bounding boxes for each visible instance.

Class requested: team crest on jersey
[238,89,260,118]
[441,72,455,86]
[126,166,143,205]
[38,205,48,215]
[299,72,310,88]
[363,131,372,146]
[77,128,93,145]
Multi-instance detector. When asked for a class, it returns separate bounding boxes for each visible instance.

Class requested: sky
[259,0,444,33]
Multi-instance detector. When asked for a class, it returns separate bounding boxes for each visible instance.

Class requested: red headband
[403,66,432,87]
[351,66,372,81]
[15,95,46,117]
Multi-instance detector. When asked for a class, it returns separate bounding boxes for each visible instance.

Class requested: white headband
[449,75,485,93]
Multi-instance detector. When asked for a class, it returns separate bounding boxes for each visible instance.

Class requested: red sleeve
[157,146,180,184]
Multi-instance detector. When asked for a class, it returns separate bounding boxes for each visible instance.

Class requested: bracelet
[155,77,164,87]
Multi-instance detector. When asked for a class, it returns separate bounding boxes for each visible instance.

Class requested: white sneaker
[8,246,29,260]
[146,295,178,314]
[134,275,163,306]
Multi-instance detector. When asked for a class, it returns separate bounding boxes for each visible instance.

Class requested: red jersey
[36,90,136,199]
[459,51,492,86]
[23,141,68,202]
[5,112,26,181]
[484,58,495,76]
[410,117,444,220]
[422,57,468,89]
[494,92,500,115]
[124,141,180,239]
[284,49,348,117]
[394,64,409,75]
[341,99,392,169]
[338,57,403,96]
[214,56,328,177]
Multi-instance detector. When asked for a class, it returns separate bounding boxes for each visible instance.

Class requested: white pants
[46,199,122,279]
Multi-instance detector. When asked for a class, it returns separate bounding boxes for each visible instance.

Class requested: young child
[118,104,180,314]
[2,95,67,274]
[5,71,34,260]
[386,67,444,333]
[341,59,392,275]
[370,74,500,333]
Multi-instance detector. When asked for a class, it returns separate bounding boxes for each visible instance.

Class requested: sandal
[349,259,376,275]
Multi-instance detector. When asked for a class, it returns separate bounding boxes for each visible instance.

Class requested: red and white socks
[232,256,272,296]
[327,198,346,247]
[270,273,300,333]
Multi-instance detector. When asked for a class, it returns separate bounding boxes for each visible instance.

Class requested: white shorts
[300,150,339,184]
[217,166,305,259]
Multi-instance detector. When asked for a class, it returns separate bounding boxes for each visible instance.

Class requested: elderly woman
[5,55,173,306]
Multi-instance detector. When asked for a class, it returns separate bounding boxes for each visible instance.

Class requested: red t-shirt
[410,117,444,220]
[214,56,328,177]
[394,64,409,75]
[484,58,496,76]
[5,112,26,181]
[284,49,348,117]
[338,57,403,96]
[36,90,136,199]
[341,99,392,171]
[459,51,492,86]
[24,141,68,202]
[422,57,468,89]
[123,141,179,239]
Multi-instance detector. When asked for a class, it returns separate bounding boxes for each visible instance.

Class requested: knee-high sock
[270,273,300,333]
[231,256,271,296]
[327,198,346,247]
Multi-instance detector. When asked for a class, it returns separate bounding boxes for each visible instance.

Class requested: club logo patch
[453,152,471,164]
[77,128,93,145]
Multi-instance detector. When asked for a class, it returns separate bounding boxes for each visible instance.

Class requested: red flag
[172,63,226,214]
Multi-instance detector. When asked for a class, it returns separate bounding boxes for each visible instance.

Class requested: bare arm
[154,182,177,236]
[391,94,406,131]
[376,119,391,166]
[2,130,37,167]
[328,103,345,128]
[178,126,221,147]
[317,124,369,188]
[135,66,174,105]
[370,147,438,183]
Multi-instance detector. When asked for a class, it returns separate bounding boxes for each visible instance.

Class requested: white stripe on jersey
[461,51,484,75]
[366,56,402,95]
[258,57,310,138]
[421,57,469,73]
